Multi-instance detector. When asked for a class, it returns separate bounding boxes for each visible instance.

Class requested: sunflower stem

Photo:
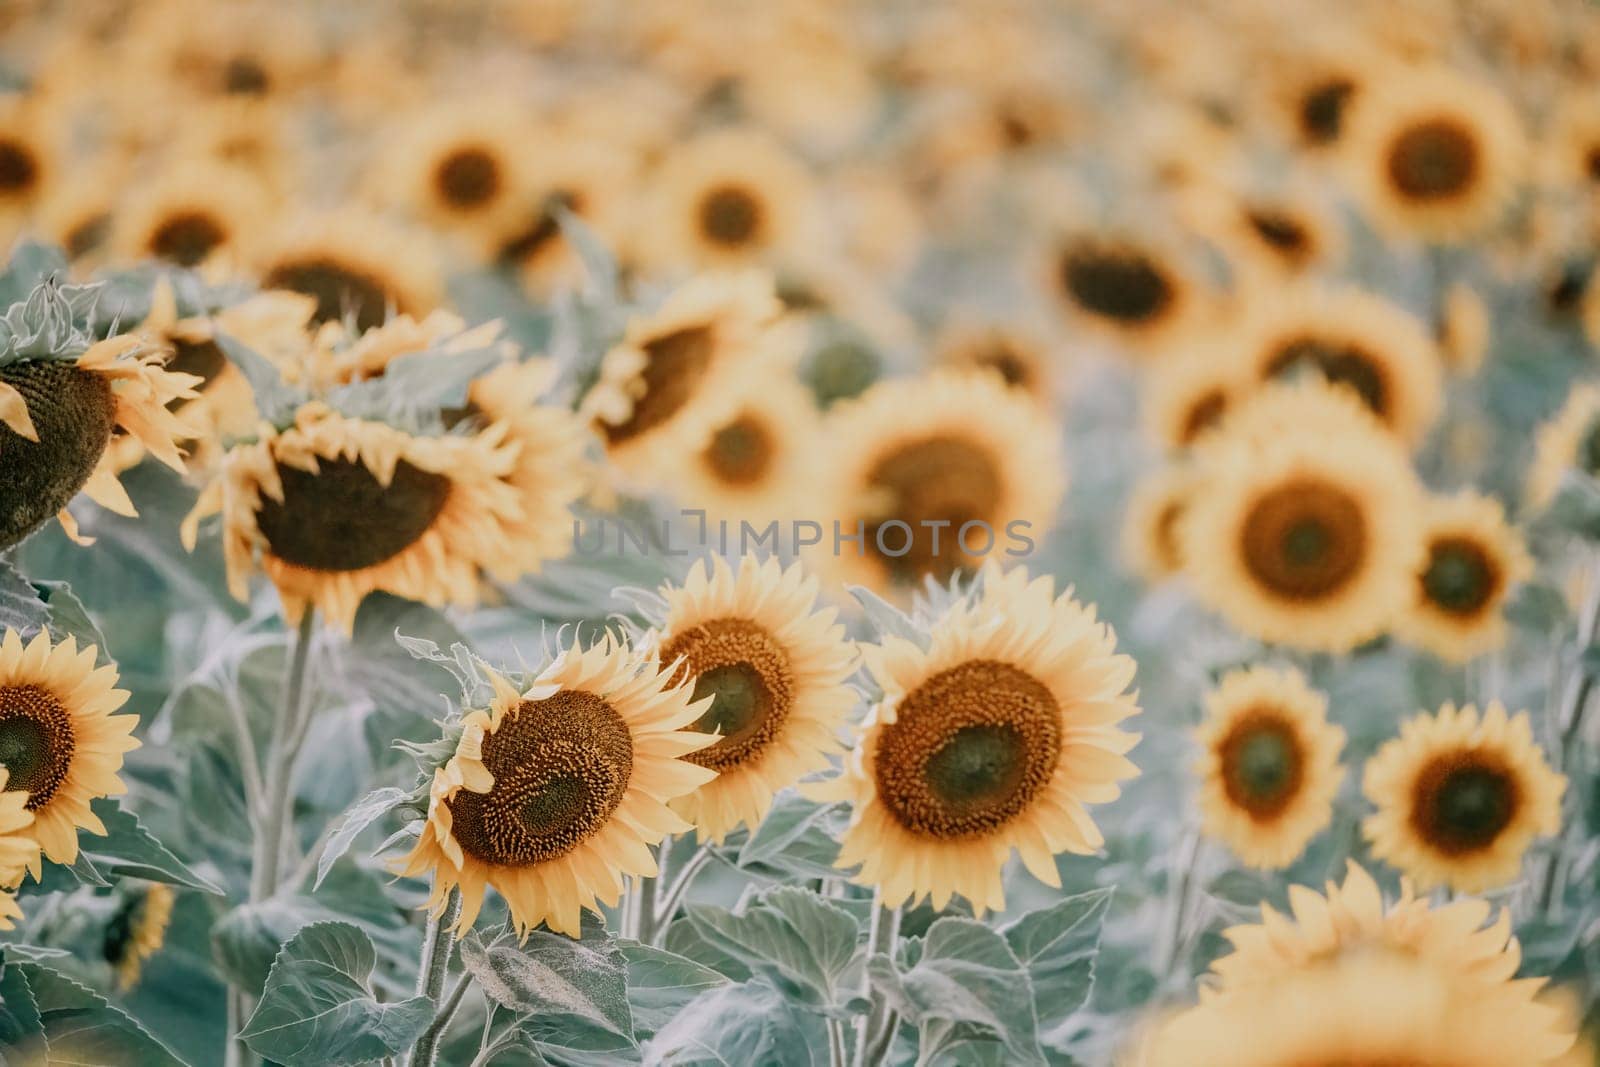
[1538,554,1600,916]
[652,841,713,943]
[1156,826,1203,980]
[634,859,661,946]
[852,896,900,1067]
[249,609,317,904]
[408,887,462,1067]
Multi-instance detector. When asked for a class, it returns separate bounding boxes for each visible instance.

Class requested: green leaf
[1538,471,1600,541]
[314,787,410,890]
[645,978,827,1067]
[848,584,928,648]
[683,887,858,1005]
[868,918,1045,1067]
[344,592,473,715]
[31,580,110,663]
[77,797,222,894]
[459,923,634,1052]
[17,962,188,1065]
[0,561,47,635]
[330,345,504,427]
[736,792,844,870]
[0,963,43,1051]
[1000,889,1110,1032]
[215,331,307,429]
[553,207,619,305]
[213,897,324,995]
[614,940,731,1037]
[240,922,432,1066]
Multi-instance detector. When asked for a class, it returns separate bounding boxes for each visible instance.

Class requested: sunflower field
[4,0,1600,1064]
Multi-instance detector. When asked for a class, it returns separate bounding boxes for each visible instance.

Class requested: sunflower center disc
[264,258,392,331]
[0,139,38,193]
[698,185,763,247]
[705,416,774,486]
[601,325,716,444]
[254,456,451,572]
[0,684,76,810]
[660,618,794,771]
[223,56,270,95]
[1411,755,1517,855]
[436,147,501,208]
[149,211,228,268]
[1299,79,1353,144]
[1421,537,1497,617]
[1059,245,1174,324]
[1266,337,1388,415]
[1388,118,1480,200]
[66,212,111,259]
[973,343,1031,389]
[1181,389,1228,445]
[0,362,117,552]
[863,433,1003,584]
[1245,210,1309,259]
[874,660,1061,840]
[164,338,229,409]
[1241,478,1367,601]
[1219,712,1304,820]
[447,690,634,866]
[498,190,580,265]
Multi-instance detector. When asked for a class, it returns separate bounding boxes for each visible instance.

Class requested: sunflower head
[105,882,176,991]
[1363,702,1564,893]
[1052,235,1185,342]
[1397,492,1530,662]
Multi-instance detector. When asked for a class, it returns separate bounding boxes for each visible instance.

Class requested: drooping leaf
[214,331,307,429]
[614,940,731,1037]
[76,797,223,894]
[0,561,47,636]
[17,963,189,1066]
[239,922,432,1066]
[314,787,410,890]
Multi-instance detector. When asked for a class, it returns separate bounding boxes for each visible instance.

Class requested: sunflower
[0,770,38,888]
[398,643,716,938]
[1270,38,1385,152]
[31,169,120,268]
[1178,181,1343,279]
[1438,280,1492,374]
[1,334,199,550]
[0,99,56,213]
[1396,491,1531,663]
[379,101,532,232]
[1046,232,1200,352]
[256,214,442,332]
[1194,665,1344,869]
[105,882,176,991]
[1343,65,1525,241]
[933,321,1057,407]
[581,271,782,479]
[1123,463,1198,582]
[1142,340,1250,452]
[637,127,818,271]
[1181,382,1425,652]
[110,160,269,269]
[652,557,857,844]
[666,369,820,524]
[183,402,531,632]
[1363,701,1564,893]
[812,566,1139,914]
[1541,91,1600,193]
[815,370,1065,593]
[1233,283,1443,446]
[1527,382,1600,511]
[0,628,140,871]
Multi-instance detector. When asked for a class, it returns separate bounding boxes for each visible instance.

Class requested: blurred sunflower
[1,333,198,550]
[1123,463,1197,581]
[653,557,856,843]
[813,566,1139,914]
[399,644,716,938]
[639,127,818,271]
[257,214,442,331]
[1363,701,1563,893]
[1343,66,1525,241]
[0,770,37,888]
[30,169,120,269]
[184,403,530,631]
[1235,284,1443,446]
[1270,39,1384,153]
[104,882,175,991]
[0,628,140,871]
[111,160,269,269]
[0,98,56,215]
[1437,280,1492,374]
[1143,342,1249,452]
[1541,91,1600,193]
[1181,382,1424,652]
[1179,182,1343,279]
[1528,382,1600,510]
[933,321,1057,407]
[1047,232,1200,352]
[582,271,781,479]
[667,370,820,524]
[1396,491,1531,663]
[1195,665,1344,869]
[816,371,1065,592]
[380,102,532,233]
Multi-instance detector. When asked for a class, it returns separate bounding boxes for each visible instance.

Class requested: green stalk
[407,888,463,1067]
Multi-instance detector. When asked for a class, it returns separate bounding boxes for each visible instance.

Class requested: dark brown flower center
[661,617,793,771]
[0,363,117,551]
[698,185,763,248]
[253,456,451,572]
[1218,710,1305,820]
[1299,78,1354,145]
[0,139,38,195]
[1240,477,1368,601]
[600,325,716,445]
[1246,208,1311,263]
[65,213,111,260]
[1419,536,1500,618]
[704,415,774,486]
[862,433,1004,584]
[148,211,228,268]
[1180,389,1228,446]
[435,147,501,210]
[873,660,1061,840]
[223,56,270,95]
[164,337,229,401]
[0,684,75,810]
[263,257,393,331]
[1265,336,1389,417]
[1409,752,1518,855]
[1386,118,1480,201]
[1153,499,1186,572]
[447,691,633,867]
[1586,145,1600,183]
[1058,244,1175,327]
[497,189,581,266]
